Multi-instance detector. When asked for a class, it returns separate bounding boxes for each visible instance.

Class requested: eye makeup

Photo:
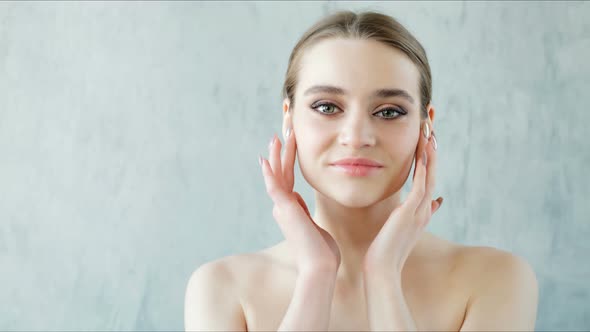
[309,101,407,120]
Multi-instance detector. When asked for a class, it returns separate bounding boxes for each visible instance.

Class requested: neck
[311,191,403,287]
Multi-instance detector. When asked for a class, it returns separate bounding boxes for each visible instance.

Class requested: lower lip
[331,165,383,177]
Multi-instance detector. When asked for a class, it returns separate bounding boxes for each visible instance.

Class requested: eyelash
[310,102,407,120]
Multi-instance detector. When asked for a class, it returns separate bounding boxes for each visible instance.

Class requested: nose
[337,109,376,149]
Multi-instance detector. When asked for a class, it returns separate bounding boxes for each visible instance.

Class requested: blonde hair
[282,10,432,119]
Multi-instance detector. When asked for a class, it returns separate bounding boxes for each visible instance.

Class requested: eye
[311,102,406,120]
[375,107,406,119]
[311,102,340,115]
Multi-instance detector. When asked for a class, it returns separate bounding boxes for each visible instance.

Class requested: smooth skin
[260,130,341,274]
[184,38,539,331]
[261,117,440,275]
[261,120,441,331]
[279,38,444,288]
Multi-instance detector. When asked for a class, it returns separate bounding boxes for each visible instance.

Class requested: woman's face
[284,38,430,208]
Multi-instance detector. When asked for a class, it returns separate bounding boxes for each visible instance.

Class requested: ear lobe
[283,98,291,113]
[427,105,436,125]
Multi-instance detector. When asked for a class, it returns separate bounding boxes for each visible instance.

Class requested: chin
[317,182,388,208]
[334,195,381,209]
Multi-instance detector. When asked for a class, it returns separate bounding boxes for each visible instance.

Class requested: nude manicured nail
[422,151,427,166]
[423,122,431,139]
[432,132,438,150]
[286,127,291,138]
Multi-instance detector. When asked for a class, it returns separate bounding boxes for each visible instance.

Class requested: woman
[185,10,538,331]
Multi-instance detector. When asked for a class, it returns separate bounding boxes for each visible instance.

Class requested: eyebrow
[303,85,415,104]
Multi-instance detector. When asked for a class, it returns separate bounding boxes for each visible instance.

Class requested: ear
[282,98,292,139]
[426,103,436,128]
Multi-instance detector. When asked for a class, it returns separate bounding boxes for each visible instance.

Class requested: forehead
[297,38,420,101]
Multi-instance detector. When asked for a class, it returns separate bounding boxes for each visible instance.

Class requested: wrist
[299,264,338,279]
[363,266,402,286]
[296,267,338,292]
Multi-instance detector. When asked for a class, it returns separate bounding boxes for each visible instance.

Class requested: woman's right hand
[259,129,341,274]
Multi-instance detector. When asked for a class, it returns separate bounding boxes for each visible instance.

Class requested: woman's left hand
[363,124,442,276]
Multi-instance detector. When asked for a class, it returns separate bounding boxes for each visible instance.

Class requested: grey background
[1,1,588,330]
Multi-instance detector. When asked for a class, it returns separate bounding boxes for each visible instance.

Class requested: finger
[260,157,291,205]
[405,149,427,212]
[417,130,438,214]
[412,131,422,183]
[268,133,285,189]
[412,123,428,182]
[431,197,443,215]
[411,134,420,182]
[282,128,296,191]
[406,125,428,211]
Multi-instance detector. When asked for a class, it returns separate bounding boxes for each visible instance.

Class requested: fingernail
[269,135,275,149]
[432,132,438,150]
[422,151,427,166]
[286,127,291,138]
[423,122,431,139]
[259,155,263,166]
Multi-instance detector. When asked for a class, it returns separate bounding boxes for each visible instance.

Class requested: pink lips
[330,158,384,177]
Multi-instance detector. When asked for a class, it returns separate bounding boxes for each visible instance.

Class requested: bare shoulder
[184,255,268,331]
[186,249,276,292]
[449,241,539,330]
[454,243,538,288]
[186,244,287,299]
[421,233,538,298]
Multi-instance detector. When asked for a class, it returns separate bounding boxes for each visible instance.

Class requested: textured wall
[1,1,588,330]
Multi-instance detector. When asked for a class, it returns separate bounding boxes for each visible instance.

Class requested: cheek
[383,129,418,159]
[293,138,323,187]
[293,133,328,181]
[296,112,325,135]
[293,114,327,154]
[295,138,322,168]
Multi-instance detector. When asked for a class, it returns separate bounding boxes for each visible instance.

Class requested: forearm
[278,267,337,331]
[363,271,417,332]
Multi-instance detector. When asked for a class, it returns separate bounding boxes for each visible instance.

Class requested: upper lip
[331,158,384,167]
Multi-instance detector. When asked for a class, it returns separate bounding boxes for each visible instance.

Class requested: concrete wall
[1,1,588,330]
